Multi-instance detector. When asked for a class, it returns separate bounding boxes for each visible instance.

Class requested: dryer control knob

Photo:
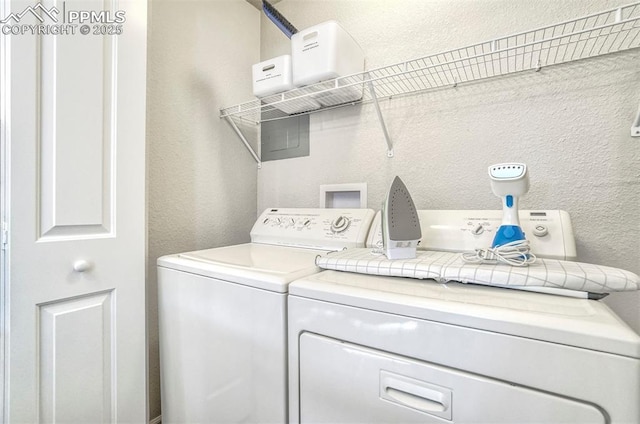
[533,225,548,237]
[471,224,484,235]
[331,216,351,233]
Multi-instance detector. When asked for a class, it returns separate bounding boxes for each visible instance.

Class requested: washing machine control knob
[331,216,351,233]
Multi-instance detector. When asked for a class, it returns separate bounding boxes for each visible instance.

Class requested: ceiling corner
[246,0,282,11]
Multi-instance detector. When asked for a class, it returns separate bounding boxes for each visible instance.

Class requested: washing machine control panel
[252,208,376,250]
[366,210,576,260]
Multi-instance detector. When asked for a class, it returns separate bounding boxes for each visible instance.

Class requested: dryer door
[298,333,606,424]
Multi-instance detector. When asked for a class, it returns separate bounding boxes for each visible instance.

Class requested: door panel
[299,333,605,424]
[39,291,114,423]
[39,1,115,239]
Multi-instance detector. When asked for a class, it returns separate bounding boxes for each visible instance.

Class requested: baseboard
[149,415,161,424]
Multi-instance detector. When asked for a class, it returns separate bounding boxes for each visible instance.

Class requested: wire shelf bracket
[367,75,394,157]
[221,2,640,155]
[224,116,261,168]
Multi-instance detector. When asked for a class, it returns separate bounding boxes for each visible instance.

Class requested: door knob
[73,259,92,272]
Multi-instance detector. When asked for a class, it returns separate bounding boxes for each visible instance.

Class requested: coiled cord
[462,239,536,267]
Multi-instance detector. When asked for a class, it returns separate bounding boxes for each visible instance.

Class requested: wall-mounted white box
[320,183,368,208]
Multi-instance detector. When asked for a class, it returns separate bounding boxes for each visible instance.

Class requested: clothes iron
[381,176,422,260]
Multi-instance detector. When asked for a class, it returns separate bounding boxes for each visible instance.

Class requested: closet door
[2,0,147,422]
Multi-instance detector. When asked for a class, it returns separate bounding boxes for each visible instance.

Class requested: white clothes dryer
[287,209,640,423]
[158,208,375,424]
[288,271,640,423]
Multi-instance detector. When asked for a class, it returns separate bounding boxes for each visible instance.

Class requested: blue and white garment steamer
[463,163,536,266]
[489,163,529,248]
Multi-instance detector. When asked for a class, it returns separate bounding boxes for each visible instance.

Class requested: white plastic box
[252,55,294,97]
[292,21,364,106]
[252,55,320,114]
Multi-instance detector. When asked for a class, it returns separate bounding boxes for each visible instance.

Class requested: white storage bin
[292,20,364,87]
[292,21,364,106]
[252,55,295,97]
[253,55,321,114]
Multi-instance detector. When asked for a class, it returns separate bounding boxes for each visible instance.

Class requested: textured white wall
[146,1,259,419]
[258,0,640,332]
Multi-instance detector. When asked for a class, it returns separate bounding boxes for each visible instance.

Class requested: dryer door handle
[380,371,452,419]
[385,387,446,412]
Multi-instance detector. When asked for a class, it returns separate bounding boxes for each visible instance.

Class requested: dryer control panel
[251,208,376,251]
[367,210,576,260]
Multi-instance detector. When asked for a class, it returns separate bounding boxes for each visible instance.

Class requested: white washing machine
[157,208,375,424]
[287,210,640,423]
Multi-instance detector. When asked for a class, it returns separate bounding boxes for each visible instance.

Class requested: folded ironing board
[315,248,640,295]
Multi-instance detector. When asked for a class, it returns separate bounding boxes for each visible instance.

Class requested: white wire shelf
[221,2,640,125]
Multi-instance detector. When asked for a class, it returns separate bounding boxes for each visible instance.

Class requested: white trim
[0,0,10,421]
[149,415,162,424]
